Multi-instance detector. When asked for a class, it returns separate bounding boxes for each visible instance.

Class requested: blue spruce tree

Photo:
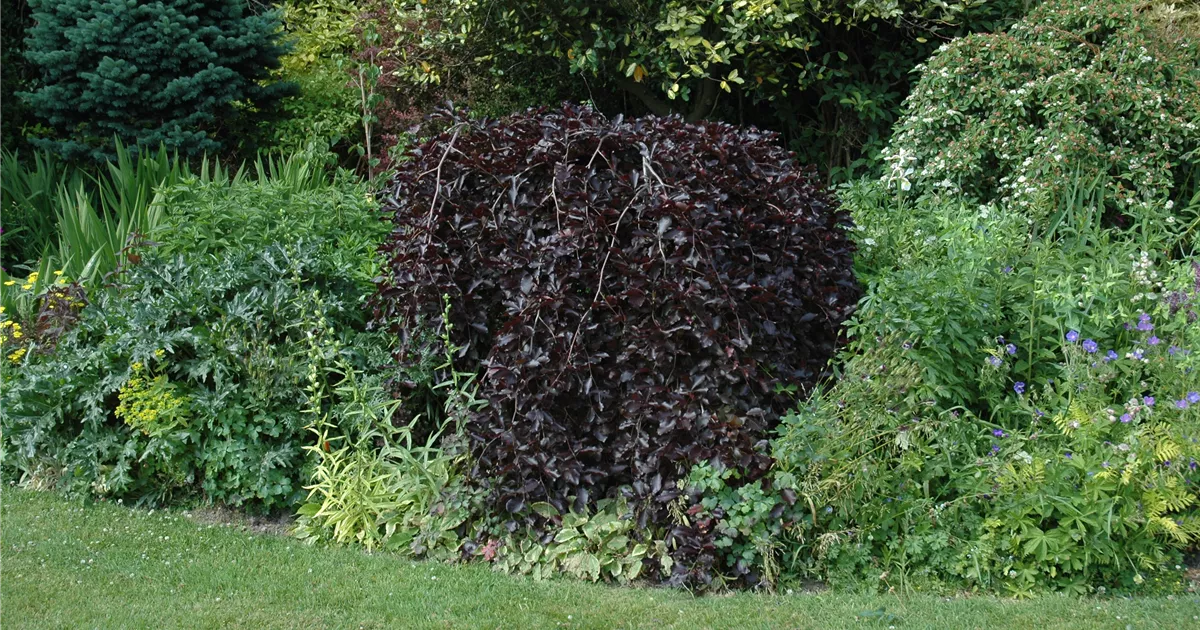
[22,0,296,161]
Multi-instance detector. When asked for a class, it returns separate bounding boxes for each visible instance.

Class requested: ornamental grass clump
[373,104,859,540]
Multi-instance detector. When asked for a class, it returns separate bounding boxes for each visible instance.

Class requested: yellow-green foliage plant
[269,0,362,152]
[294,297,485,559]
[115,357,192,438]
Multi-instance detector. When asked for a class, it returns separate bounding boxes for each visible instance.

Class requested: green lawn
[2,488,1197,629]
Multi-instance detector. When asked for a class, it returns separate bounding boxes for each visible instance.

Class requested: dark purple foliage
[373,104,859,561]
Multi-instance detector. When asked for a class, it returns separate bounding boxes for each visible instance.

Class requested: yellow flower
[27,272,38,282]
[53,270,63,276]
[4,281,15,286]
[0,306,5,313]
[8,347,26,363]
[154,349,166,359]
[21,284,32,290]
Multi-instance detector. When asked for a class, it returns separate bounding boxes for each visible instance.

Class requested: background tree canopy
[394,0,1031,178]
[1,0,36,152]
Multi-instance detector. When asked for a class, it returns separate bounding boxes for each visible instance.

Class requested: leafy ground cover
[3,488,1198,629]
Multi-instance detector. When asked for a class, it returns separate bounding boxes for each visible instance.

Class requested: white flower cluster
[1130,250,1161,303]
[882,147,916,192]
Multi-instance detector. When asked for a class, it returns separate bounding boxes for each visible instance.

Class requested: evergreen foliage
[1,0,36,152]
[22,0,297,161]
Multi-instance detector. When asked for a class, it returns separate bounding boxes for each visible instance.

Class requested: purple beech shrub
[372,104,860,579]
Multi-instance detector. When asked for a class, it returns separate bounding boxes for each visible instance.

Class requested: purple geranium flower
[1082,339,1098,353]
[1120,413,1132,423]
[1105,350,1119,362]
[987,356,1002,367]
[1014,381,1026,395]
[992,429,1007,438]
[1064,452,1073,459]
[1136,313,1154,332]
[1189,392,1200,404]
[1148,336,1161,346]
[1177,399,1190,410]
[1005,343,1017,356]
[1144,396,1155,407]
[1169,345,1180,356]
[1066,330,1080,343]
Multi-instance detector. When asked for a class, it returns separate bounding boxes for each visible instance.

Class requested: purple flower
[1177,399,1190,410]
[1120,413,1132,423]
[987,356,1002,367]
[1014,381,1026,395]
[1190,459,1198,471]
[1189,392,1200,404]
[1005,343,1017,356]
[1144,396,1155,407]
[1105,350,1119,362]
[1066,330,1080,343]
[992,429,1007,438]
[1136,313,1154,332]
[1132,349,1145,361]
[1064,452,1073,459]
[1101,461,1110,468]
[1148,336,1161,346]
[1169,345,1180,356]
[990,444,1001,455]
[1035,409,1045,418]
[1082,339,1098,353]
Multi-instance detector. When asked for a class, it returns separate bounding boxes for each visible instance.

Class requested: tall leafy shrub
[880,0,1200,222]
[373,105,860,555]
[1,177,386,510]
[22,0,296,162]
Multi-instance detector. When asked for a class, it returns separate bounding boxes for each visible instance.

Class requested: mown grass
[2,488,1197,629]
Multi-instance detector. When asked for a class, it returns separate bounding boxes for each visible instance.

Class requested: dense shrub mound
[374,105,859,522]
[882,0,1200,222]
[1,178,387,511]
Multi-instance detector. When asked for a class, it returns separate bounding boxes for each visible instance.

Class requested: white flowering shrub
[882,0,1200,224]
